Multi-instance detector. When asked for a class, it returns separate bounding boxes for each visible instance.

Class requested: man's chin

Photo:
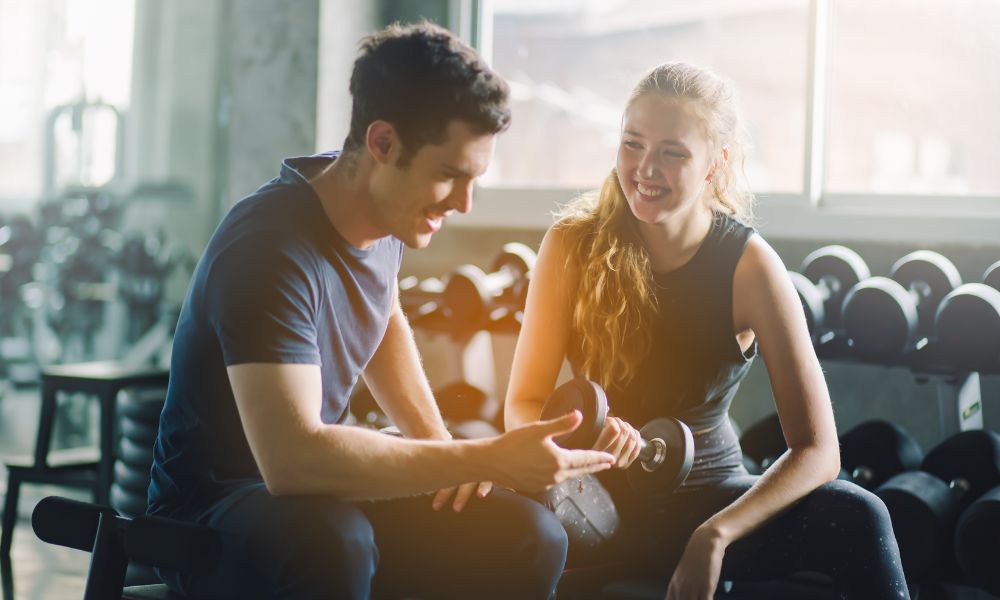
[398,231,434,249]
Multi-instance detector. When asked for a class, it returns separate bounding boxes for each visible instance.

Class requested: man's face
[369,120,495,249]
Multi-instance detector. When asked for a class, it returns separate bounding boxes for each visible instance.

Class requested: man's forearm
[263,423,493,500]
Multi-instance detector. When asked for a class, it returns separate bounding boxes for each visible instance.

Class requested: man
[148,21,613,600]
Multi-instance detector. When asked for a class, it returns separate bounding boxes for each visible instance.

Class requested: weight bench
[31,496,218,600]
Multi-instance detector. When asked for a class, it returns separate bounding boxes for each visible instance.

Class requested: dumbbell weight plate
[117,387,166,421]
[876,471,957,580]
[114,459,152,494]
[954,485,1000,596]
[118,436,155,469]
[539,379,607,450]
[890,251,962,338]
[435,381,490,424]
[935,284,1000,371]
[443,264,492,329]
[920,429,1000,501]
[839,420,923,490]
[121,416,159,445]
[800,246,870,329]
[984,260,1000,292]
[626,417,694,497]
[111,482,149,518]
[841,277,918,361]
[491,242,537,307]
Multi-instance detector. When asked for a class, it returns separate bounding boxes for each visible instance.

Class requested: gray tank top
[572,210,757,486]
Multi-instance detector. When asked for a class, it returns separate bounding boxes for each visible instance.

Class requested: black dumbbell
[934,260,1000,372]
[843,250,962,361]
[838,420,923,490]
[539,378,694,496]
[793,246,871,339]
[954,483,1000,596]
[739,413,785,473]
[443,243,536,332]
[876,429,1000,581]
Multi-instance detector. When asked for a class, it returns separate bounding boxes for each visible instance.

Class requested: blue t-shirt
[148,152,404,517]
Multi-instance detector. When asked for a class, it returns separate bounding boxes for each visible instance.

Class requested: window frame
[452,0,1000,245]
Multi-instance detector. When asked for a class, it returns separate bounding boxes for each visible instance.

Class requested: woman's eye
[623,140,642,150]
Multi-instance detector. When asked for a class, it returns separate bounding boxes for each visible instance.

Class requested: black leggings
[157,484,567,600]
[584,469,910,600]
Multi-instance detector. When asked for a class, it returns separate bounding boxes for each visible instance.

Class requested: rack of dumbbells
[742,246,1000,599]
[0,186,191,394]
[353,242,537,439]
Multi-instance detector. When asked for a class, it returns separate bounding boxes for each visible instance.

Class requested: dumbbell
[843,250,962,361]
[954,484,1000,596]
[398,275,445,319]
[934,259,1000,371]
[792,246,871,339]
[539,378,694,496]
[838,420,923,490]
[876,429,1000,581]
[443,243,536,332]
[739,413,785,474]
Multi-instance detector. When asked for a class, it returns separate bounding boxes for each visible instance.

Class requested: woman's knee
[815,479,894,534]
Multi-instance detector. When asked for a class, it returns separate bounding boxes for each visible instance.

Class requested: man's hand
[592,416,643,469]
[490,411,615,493]
[431,481,493,512]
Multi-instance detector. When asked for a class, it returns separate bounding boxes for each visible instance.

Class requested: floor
[1,384,90,600]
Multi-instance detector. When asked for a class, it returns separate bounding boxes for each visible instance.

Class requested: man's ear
[366,120,397,165]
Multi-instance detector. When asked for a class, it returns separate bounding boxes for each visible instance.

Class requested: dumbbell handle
[637,436,668,471]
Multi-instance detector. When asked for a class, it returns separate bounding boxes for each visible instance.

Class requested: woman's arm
[504,225,579,431]
[667,234,840,599]
[698,234,841,544]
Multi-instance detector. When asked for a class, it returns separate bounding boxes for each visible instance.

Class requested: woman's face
[616,93,718,225]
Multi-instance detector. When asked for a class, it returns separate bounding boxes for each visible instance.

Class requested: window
[0,0,135,208]
[825,0,1000,195]
[480,0,1000,201]
[482,0,809,192]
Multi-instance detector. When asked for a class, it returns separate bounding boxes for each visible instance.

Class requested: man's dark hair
[344,21,511,166]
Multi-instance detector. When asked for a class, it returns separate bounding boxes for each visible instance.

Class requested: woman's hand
[665,525,729,600]
[592,416,643,468]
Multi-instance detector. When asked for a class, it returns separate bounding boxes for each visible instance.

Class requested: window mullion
[803,0,830,207]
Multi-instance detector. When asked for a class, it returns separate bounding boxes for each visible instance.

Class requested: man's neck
[309,153,385,250]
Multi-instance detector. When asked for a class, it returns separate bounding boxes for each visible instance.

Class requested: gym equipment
[838,420,923,490]
[539,378,694,497]
[842,250,961,362]
[111,388,165,521]
[31,496,219,600]
[398,275,445,320]
[442,242,536,332]
[793,245,870,340]
[876,429,1000,581]
[934,259,1000,372]
[739,413,785,473]
[954,484,1000,596]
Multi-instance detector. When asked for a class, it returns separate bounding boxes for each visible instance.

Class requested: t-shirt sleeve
[203,233,322,366]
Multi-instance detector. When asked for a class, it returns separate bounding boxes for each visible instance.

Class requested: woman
[505,63,909,600]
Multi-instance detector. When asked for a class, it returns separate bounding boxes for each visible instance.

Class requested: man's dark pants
[158,485,567,599]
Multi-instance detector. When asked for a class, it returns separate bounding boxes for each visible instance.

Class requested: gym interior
[1,1,999,599]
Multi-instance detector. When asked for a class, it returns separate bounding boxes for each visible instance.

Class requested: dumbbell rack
[815,337,991,439]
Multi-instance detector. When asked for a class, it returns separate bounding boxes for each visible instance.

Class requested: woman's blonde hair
[558,62,754,389]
